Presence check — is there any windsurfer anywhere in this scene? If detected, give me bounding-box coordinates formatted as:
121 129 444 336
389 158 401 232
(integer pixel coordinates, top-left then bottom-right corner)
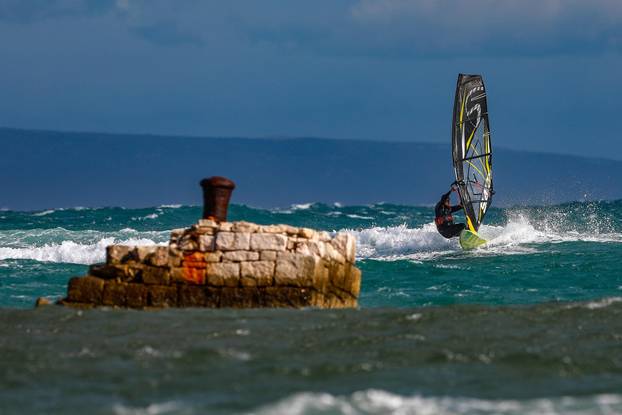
434 183 465 238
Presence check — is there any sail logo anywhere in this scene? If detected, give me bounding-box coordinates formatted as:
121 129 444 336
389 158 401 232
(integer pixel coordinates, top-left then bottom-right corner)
466 86 484 125
461 85 485 155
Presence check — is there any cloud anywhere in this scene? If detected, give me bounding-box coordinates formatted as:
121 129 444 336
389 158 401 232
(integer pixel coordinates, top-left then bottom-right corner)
129 20 203 47
218 0 622 58
0 0 114 23
1 0 620 56
346 0 622 56
112 0 216 47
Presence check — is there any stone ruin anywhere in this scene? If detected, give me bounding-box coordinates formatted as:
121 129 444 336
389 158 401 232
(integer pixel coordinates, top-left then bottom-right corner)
60 219 361 309
56 175 362 310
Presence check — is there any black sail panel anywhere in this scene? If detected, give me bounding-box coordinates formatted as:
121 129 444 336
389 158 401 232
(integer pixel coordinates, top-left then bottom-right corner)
452 74 493 232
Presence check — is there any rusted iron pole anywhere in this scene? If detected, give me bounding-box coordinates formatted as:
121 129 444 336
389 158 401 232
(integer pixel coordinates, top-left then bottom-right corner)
200 176 236 222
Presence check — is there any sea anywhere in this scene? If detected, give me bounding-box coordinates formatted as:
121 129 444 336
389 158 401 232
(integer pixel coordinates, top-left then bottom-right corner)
1 201 622 415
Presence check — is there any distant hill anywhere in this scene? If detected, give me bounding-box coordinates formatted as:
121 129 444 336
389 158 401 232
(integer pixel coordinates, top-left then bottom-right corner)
1 128 620 210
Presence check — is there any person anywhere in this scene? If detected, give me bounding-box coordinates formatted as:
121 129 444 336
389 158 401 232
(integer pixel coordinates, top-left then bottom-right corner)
434 183 465 238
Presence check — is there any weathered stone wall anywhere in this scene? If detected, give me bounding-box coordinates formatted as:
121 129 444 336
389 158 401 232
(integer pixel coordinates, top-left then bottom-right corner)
60 219 361 309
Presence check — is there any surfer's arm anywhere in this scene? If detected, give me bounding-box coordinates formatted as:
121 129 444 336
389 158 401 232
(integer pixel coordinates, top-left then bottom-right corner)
450 204 463 213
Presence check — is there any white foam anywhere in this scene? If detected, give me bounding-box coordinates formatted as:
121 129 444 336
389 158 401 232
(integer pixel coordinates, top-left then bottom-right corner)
348 223 458 261
347 214 374 220
158 204 182 209
0 237 162 265
565 297 622 310
250 389 622 415
133 213 159 221
33 209 56 216
271 202 315 214
291 203 313 210
112 401 185 415
347 212 622 262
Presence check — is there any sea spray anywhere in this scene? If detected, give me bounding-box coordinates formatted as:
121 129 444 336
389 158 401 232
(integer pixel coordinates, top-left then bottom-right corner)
1 201 622 308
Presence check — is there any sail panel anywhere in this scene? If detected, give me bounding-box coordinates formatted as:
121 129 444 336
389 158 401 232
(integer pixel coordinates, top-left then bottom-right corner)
452 74 493 232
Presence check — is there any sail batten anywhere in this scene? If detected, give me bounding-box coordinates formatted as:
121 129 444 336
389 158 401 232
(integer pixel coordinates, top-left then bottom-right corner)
451 74 494 233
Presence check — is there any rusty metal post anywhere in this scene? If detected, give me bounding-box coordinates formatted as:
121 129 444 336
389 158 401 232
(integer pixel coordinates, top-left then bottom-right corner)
200 176 236 222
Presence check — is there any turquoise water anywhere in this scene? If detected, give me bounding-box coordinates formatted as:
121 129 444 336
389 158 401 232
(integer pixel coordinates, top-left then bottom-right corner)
1 201 622 414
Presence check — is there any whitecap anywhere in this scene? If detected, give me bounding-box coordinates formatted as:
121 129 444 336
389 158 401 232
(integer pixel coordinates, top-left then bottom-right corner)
250 389 622 415
347 223 457 261
345 209 622 262
326 211 343 217
0 237 163 265
291 203 313 210
565 297 622 310
346 214 374 220
132 213 159 221
32 209 55 216
112 401 186 415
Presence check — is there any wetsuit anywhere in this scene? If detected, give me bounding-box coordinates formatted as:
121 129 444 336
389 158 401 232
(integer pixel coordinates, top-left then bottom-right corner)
434 190 465 239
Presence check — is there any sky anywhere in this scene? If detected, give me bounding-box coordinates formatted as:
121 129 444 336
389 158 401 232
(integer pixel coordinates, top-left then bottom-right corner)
0 0 621 159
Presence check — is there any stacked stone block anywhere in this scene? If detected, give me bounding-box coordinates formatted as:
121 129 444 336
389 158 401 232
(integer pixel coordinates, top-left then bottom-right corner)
61 219 361 309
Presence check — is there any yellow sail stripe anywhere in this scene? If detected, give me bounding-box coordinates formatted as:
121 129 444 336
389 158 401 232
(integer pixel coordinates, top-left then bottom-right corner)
459 93 465 126
466 215 476 232
484 132 491 174
465 128 476 152
466 160 484 178
470 138 488 174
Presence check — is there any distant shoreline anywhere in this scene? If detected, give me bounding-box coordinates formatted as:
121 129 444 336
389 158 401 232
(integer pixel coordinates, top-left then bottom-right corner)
2 127 622 210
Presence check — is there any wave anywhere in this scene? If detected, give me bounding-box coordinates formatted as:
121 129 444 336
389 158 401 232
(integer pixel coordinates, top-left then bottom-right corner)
2 200 621 264
271 202 316 214
32 209 56 216
0 237 163 265
251 389 622 415
0 227 170 264
112 401 185 415
346 214 374 220
564 297 622 310
132 213 159 221
350 211 622 261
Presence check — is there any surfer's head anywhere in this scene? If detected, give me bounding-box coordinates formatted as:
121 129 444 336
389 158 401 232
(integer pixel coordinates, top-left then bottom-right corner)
442 194 451 206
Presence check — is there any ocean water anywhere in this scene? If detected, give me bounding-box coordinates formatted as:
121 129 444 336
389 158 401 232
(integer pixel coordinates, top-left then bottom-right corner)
1 201 622 414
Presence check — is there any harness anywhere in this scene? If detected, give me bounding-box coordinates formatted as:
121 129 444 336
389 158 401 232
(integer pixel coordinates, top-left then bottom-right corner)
435 214 453 226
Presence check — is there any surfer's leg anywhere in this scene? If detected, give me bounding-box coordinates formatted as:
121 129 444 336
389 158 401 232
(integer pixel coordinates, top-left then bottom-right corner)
438 224 464 239
447 223 465 238
437 226 452 239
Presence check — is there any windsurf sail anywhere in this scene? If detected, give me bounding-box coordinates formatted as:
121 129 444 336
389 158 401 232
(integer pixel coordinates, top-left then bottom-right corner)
452 74 493 232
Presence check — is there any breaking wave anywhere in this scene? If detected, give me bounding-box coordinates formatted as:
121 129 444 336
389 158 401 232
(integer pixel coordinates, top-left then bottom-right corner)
0 227 169 264
350 208 622 261
251 389 622 415
1 200 621 265
0 238 161 265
